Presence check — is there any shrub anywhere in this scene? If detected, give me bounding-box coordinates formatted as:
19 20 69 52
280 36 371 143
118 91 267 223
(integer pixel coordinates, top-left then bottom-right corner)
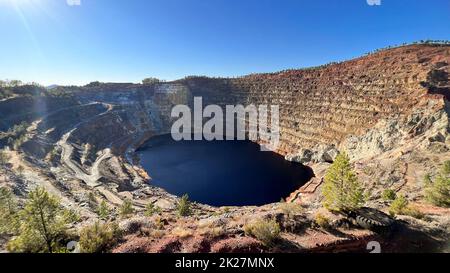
425 174 450 208
389 195 409 216
425 161 450 208
79 222 121 253
97 201 111 220
177 194 192 217
279 202 302 218
443 161 450 176
88 192 97 208
314 213 331 229
322 153 365 211
244 219 280 247
423 173 433 186
144 203 161 217
382 189 397 201
389 195 424 219
119 199 135 219
171 227 193 239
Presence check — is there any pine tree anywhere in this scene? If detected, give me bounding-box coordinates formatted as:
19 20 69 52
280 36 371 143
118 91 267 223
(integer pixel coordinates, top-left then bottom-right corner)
177 194 192 217
97 200 110 220
322 153 365 211
7 187 76 253
425 162 450 208
119 199 135 219
0 187 19 235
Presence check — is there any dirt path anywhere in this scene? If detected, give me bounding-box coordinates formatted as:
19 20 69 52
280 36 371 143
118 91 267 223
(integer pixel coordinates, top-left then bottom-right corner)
58 130 112 187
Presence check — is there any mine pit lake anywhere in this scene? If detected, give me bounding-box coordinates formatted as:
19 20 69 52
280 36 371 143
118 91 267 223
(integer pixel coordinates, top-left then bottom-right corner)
137 135 313 206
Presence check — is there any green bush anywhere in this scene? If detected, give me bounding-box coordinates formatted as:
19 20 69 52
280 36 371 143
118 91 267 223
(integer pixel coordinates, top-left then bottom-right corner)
425 175 450 208
0 187 19 235
322 153 365 211
425 161 450 208
314 213 331 229
177 194 192 217
389 195 424 219
389 195 409 216
244 219 281 247
119 199 135 219
97 201 111 220
144 203 161 217
443 161 450 176
79 222 121 253
382 189 397 201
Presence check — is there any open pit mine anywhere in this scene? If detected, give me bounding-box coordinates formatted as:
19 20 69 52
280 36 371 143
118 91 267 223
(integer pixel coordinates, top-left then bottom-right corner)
0 44 449 253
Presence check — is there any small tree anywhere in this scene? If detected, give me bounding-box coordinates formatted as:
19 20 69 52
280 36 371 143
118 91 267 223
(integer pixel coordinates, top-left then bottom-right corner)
144 203 161 217
0 187 19 235
322 153 365 212
425 162 450 208
119 199 135 219
97 201 110 220
7 187 76 253
177 194 192 217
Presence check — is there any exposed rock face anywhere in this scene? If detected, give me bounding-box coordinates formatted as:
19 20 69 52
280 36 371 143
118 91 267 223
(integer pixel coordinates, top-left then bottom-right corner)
0 44 447 193
0 44 449 253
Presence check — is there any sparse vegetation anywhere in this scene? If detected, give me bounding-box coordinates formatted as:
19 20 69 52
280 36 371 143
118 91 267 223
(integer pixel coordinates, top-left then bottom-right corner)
0 187 19 235
389 195 424 219
7 187 78 253
244 219 280 247
79 222 121 253
279 202 302 218
314 213 331 229
382 189 397 202
171 227 193 239
322 153 365 212
389 195 409 216
144 203 161 217
142 77 161 85
177 194 192 217
97 201 111 220
119 199 135 219
425 162 450 208
0 121 30 150
443 161 450 176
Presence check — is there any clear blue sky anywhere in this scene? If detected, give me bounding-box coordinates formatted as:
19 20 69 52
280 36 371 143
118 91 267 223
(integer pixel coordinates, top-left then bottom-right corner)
0 0 449 86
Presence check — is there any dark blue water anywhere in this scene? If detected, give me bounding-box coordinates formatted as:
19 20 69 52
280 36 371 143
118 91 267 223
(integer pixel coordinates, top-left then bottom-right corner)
137 135 313 206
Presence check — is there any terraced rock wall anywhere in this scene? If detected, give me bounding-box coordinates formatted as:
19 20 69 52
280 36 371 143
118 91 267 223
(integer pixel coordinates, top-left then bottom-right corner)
180 45 449 155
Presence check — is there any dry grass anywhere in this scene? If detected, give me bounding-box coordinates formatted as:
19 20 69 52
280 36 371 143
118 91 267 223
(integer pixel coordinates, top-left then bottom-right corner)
278 202 303 218
171 227 193 239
